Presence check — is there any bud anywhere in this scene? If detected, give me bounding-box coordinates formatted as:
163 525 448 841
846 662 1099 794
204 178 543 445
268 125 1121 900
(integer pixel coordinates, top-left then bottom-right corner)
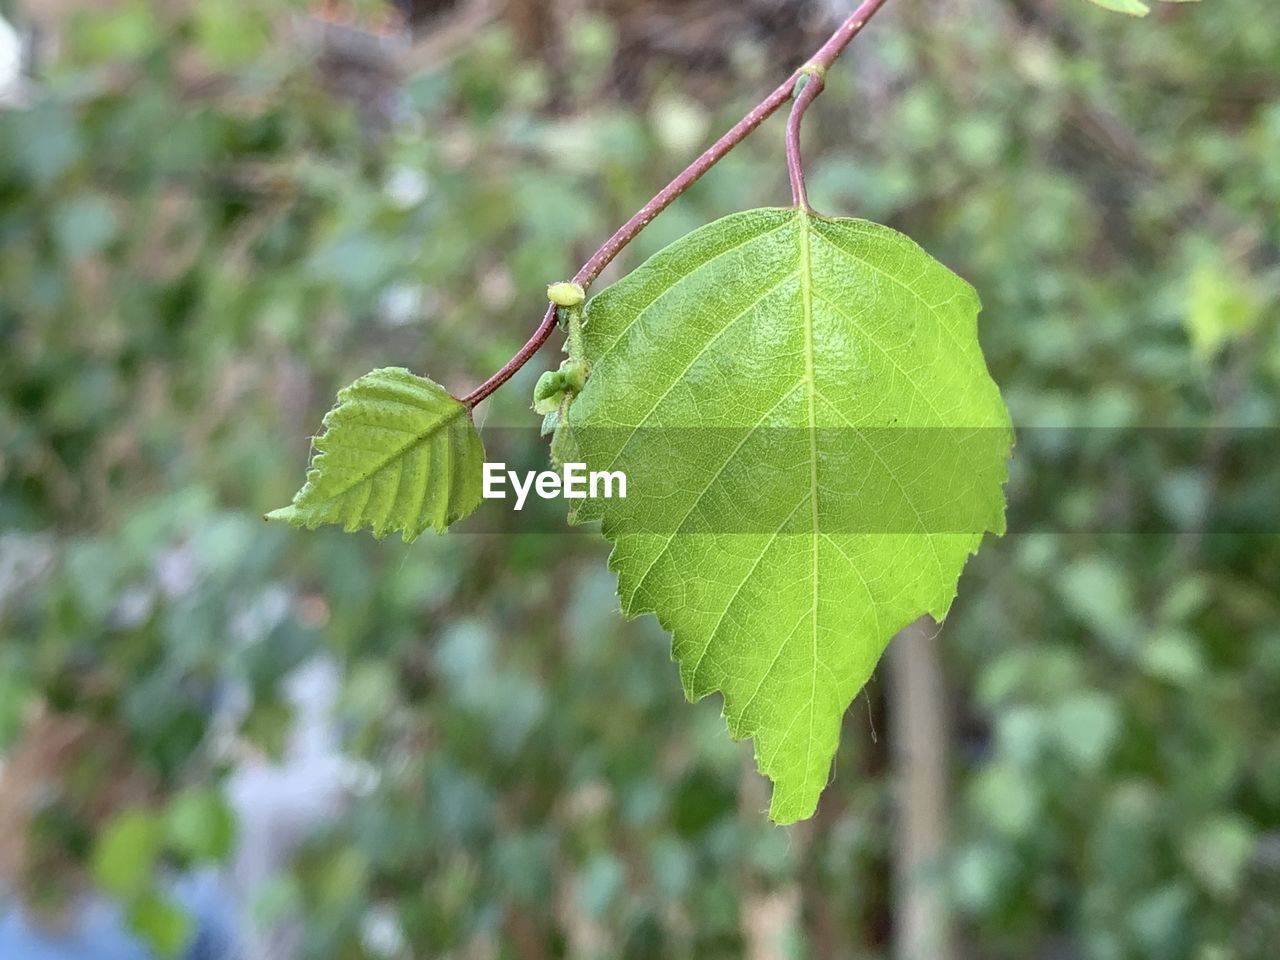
547 281 586 308
560 358 587 393
533 369 569 414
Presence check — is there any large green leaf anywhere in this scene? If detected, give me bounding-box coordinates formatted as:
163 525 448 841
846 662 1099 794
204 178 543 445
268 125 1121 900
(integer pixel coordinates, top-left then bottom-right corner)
268 367 484 541
566 208 1012 822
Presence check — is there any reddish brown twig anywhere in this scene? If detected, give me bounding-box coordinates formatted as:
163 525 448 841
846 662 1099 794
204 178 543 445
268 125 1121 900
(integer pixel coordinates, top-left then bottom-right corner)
462 0 892 408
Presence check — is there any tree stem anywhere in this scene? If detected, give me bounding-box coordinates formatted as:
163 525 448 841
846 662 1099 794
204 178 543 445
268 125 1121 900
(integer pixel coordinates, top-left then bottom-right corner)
462 0 892 409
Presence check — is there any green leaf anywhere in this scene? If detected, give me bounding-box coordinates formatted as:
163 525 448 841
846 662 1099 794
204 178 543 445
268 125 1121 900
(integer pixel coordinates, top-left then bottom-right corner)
267 367 485 542
92 809 163 900
127 891 195 959
165 787 238 863
1084 0 1151 15
566 208 1011 822
1181 815 1255 898
1184 253 1263 360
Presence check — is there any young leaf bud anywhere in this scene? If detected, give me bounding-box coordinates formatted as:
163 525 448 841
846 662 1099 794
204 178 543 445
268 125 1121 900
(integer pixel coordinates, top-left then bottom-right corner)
547 281 586 308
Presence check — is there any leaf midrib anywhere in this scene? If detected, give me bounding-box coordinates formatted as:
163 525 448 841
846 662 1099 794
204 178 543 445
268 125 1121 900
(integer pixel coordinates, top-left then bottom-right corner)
311 400 469 506
798 208 821 805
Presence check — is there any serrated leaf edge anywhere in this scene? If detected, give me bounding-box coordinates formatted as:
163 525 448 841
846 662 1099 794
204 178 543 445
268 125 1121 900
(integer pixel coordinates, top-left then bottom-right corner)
266 367 482 542
564 209 1013 822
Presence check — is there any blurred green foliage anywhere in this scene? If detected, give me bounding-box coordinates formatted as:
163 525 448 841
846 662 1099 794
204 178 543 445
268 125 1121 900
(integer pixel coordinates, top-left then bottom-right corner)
1 0 1278 958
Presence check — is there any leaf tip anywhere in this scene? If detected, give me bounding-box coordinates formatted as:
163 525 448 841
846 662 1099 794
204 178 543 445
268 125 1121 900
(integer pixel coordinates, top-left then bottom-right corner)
766 789 817 826
264 506 297 524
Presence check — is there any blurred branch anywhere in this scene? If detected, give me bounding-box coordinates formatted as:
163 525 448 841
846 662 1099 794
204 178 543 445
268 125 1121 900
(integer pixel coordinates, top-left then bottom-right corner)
398 0 501 74
889 617 953 960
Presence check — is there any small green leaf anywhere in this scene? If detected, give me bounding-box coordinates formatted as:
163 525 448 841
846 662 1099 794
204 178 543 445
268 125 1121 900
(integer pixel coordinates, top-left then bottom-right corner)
128 891 195 959
165 788 238 863
566 208 1011 822
1181 815 1255 898
1184 253 1263 360
268 367 485 541
1084 0 1151 15
92 809 163 900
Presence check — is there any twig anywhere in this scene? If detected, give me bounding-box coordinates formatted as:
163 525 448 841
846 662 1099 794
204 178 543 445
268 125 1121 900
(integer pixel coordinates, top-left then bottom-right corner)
461 0 892 409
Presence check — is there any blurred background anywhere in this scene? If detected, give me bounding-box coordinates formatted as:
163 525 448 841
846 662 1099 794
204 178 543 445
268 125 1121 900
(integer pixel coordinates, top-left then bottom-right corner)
1 0 1278 958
